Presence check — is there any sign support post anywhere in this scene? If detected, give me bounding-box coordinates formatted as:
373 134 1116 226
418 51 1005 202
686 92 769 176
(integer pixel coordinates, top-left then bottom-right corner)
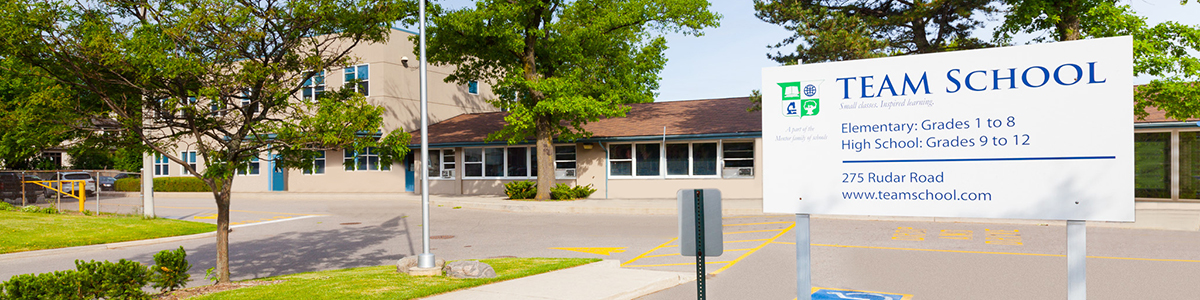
796 214 811 300
694 189 706 300
1067 220 1086 300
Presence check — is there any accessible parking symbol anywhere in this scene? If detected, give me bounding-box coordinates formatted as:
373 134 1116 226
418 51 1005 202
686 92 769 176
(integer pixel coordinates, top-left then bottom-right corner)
811 288 911 300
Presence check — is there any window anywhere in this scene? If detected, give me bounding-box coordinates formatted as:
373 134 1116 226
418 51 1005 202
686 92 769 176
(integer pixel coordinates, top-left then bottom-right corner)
180 151 197 175
1183 132 1199 200
461 146 542 178
344 65 369 96
636 144 660 176
663 142 718 176
302 71 326 102
239 90 259 115
555 145 577 178
1134 132 1170 198
468 80 479 94
237 156 260 175
154 153 169 176
609 144 632 176
722 142 755 178
344 147 388 171
427 149 456 178
692 143 718 175
303 151 326 175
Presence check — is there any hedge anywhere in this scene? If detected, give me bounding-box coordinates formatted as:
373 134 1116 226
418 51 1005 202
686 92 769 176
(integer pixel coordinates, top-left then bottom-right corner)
114 177 217 192
1 247 191 299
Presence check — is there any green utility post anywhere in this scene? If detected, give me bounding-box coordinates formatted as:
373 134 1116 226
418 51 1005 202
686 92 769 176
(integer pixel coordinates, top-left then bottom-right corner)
694 189 705 300
679 188 721 300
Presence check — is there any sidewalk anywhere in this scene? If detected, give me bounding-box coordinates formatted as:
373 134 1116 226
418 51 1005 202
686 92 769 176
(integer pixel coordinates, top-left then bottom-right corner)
421 260 693 300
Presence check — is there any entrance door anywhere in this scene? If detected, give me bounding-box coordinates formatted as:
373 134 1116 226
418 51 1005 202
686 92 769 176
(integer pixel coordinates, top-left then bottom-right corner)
404 154 415 192
270 155 286 191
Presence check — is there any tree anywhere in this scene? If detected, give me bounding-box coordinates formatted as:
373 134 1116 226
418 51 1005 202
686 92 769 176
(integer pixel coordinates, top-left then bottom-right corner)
0 0 416 283
754 0 1000 65
424 0 719 199
995 0 1200 120
0 57 95 169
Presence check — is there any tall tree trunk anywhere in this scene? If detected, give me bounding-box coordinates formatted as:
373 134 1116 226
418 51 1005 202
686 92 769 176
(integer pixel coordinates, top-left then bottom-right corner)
535 116 554 200
213 178 232 284
1056 0 1082 41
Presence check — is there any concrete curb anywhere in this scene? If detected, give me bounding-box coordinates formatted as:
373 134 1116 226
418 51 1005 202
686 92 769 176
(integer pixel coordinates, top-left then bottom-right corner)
420 259 692 300
0 231 215 262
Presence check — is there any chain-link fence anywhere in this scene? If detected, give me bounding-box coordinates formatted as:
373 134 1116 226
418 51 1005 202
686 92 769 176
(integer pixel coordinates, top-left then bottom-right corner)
0 170 145 215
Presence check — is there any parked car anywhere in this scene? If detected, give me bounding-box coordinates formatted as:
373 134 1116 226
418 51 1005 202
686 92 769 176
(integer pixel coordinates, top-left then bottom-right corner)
113 172 140 180
56 172 98 196
0 172 48 204
98 176 116 191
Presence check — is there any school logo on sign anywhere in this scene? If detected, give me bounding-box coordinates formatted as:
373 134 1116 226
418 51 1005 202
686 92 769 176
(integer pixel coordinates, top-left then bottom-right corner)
779 81 822 118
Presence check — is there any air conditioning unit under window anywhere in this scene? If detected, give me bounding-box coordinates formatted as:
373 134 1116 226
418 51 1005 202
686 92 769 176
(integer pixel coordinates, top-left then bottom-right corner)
555 168 576 179
440 169 454 178
722 167 753 178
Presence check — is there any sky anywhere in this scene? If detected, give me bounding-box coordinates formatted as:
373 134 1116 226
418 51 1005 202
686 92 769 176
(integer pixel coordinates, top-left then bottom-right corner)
407 0 1200 102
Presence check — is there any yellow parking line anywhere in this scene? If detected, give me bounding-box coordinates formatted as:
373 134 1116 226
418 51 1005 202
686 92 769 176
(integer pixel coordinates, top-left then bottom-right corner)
621 237 678 267
771 242 1200 263
724 221 794 227
623 261 732 268
710 222 796 275
725 229 786 235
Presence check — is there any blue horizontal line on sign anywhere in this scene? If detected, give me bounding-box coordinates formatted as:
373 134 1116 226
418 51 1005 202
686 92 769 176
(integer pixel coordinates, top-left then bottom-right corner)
843 156 1116 164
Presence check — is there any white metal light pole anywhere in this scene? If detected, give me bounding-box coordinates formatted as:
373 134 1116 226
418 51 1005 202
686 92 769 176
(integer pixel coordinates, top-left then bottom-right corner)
416 0 435 270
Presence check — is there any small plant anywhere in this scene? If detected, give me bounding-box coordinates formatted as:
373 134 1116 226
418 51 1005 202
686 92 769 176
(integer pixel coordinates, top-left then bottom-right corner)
0 202 15 211
504 181 537 199
150 246 191 292
82 210 94 216
550 183 596 200
204 267 219 284
40 207 58 214
19 206 41 213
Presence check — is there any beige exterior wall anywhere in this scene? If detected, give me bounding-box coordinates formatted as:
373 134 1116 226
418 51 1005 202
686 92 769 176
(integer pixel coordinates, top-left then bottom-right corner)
286 149 407 193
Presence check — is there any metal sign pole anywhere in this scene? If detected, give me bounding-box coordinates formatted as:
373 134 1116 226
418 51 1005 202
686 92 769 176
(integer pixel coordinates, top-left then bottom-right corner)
1067 220 1086 300
416 0 436 270
796 213 811 300
694 189 706 300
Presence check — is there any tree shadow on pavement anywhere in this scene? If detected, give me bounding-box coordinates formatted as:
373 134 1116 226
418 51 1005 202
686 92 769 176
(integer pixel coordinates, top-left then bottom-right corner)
133 215 415 283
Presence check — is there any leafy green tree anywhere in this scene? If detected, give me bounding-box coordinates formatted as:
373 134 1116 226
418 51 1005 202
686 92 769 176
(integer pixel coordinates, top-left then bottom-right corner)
995 0 1200 120
0 0 416 283
425 0 719 199
0 57 92 169
754 0 1000 65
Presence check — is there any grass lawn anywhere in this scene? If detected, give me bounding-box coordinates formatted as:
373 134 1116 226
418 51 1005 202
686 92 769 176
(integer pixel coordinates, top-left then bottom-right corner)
187 257 601 300
0 211 215 254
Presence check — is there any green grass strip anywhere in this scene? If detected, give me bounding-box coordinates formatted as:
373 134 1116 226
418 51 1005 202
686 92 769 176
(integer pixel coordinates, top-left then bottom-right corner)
0 211 215 254
191 257 601 300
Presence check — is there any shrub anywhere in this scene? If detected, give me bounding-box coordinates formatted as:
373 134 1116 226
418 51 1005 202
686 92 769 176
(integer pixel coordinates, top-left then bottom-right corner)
150 246 191 292
504 181 537 200
0 248 185 299
18 206 40 213
114 178 140 192
40 207 58 214
550 183 597 200
0 202 14 211
113 177 214 192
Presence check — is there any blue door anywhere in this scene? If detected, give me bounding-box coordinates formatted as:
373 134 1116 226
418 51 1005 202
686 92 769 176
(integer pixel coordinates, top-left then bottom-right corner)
404 154 415 192
270 155 286 191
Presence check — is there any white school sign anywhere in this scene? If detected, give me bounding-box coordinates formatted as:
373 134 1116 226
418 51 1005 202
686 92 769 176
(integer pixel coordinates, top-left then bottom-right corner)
762 36 1134 222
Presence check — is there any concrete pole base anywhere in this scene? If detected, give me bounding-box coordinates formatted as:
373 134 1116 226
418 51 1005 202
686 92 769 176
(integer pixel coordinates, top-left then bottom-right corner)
407 267 442 277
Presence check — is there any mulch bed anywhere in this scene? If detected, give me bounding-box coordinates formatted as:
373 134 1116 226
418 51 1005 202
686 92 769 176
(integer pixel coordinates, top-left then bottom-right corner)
154 280 285 300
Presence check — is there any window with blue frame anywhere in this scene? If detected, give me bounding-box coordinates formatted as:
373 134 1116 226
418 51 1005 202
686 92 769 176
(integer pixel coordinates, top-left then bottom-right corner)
344 147 388 171
302 71 325 102
237 156 260 175
344 65 369 96
303 151 326 175
180 151 197 175
154 153 170 176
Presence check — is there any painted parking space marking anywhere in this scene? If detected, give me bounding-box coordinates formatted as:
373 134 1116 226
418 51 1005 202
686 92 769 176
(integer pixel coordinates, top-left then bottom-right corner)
804 287 914 300
230 215 322 228
621 219 795 275
549 247 627 256
771 242 1200 263
891 227 1022 245
193 213 216 220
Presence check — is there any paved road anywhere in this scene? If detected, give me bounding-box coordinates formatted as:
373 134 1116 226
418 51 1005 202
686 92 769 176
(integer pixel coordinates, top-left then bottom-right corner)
5 196 1200 300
